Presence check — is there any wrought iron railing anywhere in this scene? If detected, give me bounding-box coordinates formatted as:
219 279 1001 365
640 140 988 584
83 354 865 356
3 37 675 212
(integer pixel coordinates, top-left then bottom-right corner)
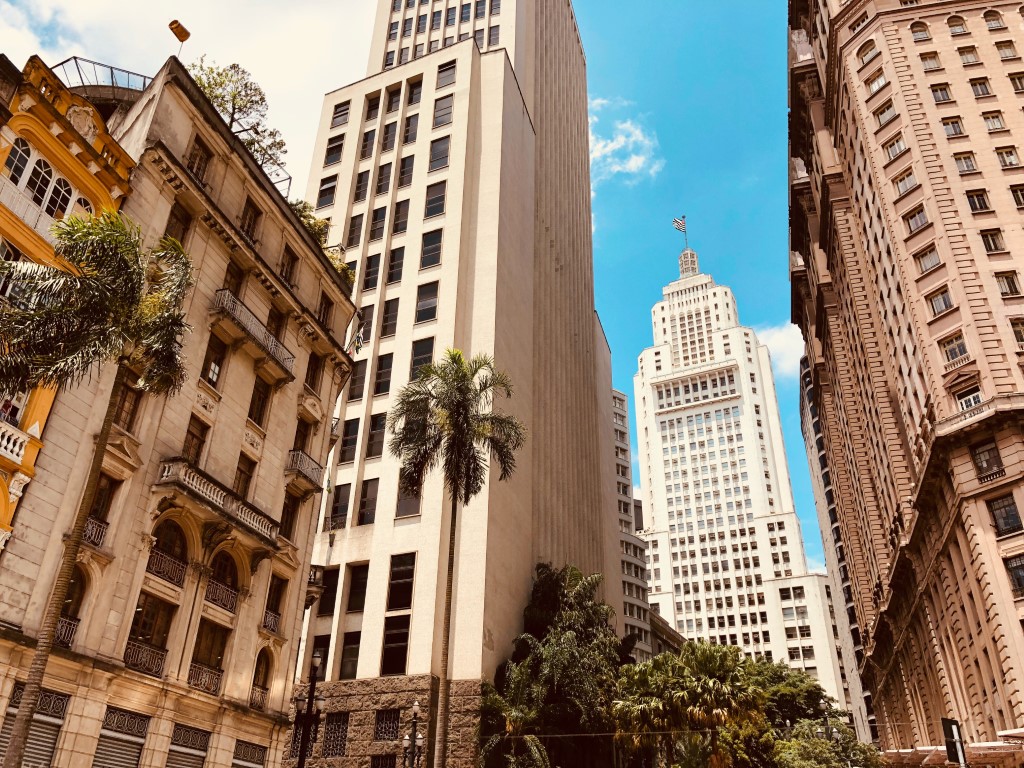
0 411 31 463
205 579 239 613
1013 585 1024 600
0 173 56 244
978 466 1007 484
52 57 152 91
124 639 167 677
212 289 295 373
249 684 269 711
262 609 281 634
55 616 79 648
286 449 324 487
83 516 109 548
146 548 188 586
187 661 223 695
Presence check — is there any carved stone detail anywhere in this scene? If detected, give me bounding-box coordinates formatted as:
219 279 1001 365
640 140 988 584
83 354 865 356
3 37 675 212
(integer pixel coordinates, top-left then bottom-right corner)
243 426 264 455
196 390 217 417
8 472 30 503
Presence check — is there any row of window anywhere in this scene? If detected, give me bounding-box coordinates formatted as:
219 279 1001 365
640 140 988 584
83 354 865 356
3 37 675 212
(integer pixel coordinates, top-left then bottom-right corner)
908 10 1021 43
391 0 500 18
385 26 499 67
3 138 93 219
345 182 448 247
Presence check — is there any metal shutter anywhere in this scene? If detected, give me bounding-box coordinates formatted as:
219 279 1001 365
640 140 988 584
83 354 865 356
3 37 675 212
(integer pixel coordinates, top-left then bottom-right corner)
165 748 206 768
92 733 144 768
0 712 62 768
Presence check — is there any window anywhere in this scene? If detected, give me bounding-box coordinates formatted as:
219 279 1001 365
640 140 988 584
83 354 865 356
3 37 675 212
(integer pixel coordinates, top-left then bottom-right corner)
429 136 451 171
367 414 387 458
989 494 1022 535
319 568 339 615
1012 185 1024 208
388 20 399 40
280 248 299 285
202 335 228 387
364 253 382 289
370 208 387 241
367 95 381 120
346 214 363 247
398 156 415 187
986 10 1006 30
348 564 369 611
355 170 370 202
461 3 471 21
393 200 410 234
1011 72 1024 93
474 29 484 47
323 712 350 757
89 473 120 521
957 386 983 411
948 16 967 35
387 554 416 610
960 47 980 65
876 101 896 127
360 303 374 344
240 199 262 242
376 163 392 196
998 41 1018 59
489 25 500 46
113 384 142 432
384 51 395 68
306 353 325 391
915 246 941 273
317 175 338 208
931 83 952 102
432 9 443 29
182 416 209 465
374 353 393 395
382 299 400 336
425 181 446 217
397 484 421 518
360 129 376 159
382 122 398 153
233 454 257 499
1013 317 1024 344
403 113 419 144
972 439 1002 475
904 205 928 233
985 112 1006 131
433 95 454 128
415 282 438 322
911 22 931 42
894 169 917 195
967 189 991 211
422 229 443 267
954 152 977 173
868 71 888 94
943 117 965 137
998 272 1021 297
998 147 1020 168
186 138 212 182
491 0 501 13
331 101 351 128
248 377 272 426
437 60 457 88
410 338 434 379
971 78 991 97
928 287 953 315
941 333 968 362
2 138 29 183
446 6 456 25
983 229 1006 253
402 18 413 36
358 479 378 525
387 247 405 284
339 419 359 464
885 135 907 159
340 632 360 679
381 616 411 675
386 88 401 114
475 0 486 18
921 52 941 71
349 360 367 400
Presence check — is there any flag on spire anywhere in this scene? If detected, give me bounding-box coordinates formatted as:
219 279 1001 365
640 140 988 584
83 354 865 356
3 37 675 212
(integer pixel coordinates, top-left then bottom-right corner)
673 216 686 233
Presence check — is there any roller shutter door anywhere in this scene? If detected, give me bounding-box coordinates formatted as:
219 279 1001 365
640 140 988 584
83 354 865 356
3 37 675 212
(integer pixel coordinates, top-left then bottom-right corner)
91 732 144 768
164 747 206 768
0 714 62 767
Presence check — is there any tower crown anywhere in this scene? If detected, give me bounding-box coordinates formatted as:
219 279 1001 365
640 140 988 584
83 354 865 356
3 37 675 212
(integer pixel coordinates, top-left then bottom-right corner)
679 248 699 278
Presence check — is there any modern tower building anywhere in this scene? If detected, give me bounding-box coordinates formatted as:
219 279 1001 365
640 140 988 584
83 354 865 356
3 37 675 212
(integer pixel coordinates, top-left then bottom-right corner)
790 1 1024 761
634 248 846 706
300 1 618 765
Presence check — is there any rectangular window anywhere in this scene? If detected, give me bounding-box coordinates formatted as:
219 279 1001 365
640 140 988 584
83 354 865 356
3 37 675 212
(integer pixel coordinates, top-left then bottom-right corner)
164 202 193 244
1012 185 1024 208
491 0 501 12
382 299 400 337
868 72 888 94
183 416 209 465
364 253 382 289
393 200 410 234
318 567 339 616
429 136 450 171
348 360 367 401
416 15 427 34
894 169 917 196
388 21 399 40
186 137 212 182
280 247 299 286
985 112 1006 131
410 337 434 378
381 122 398 153
332 102 351 128
437 60 457 88
931 83 951 103
998 271 1021 297
387 554 416 610
317 175 338 208
875 101 896 127
408 81 422 105
916 246 941 273
998 41 1018 59
376 163 392 196
358 479 379 525
403 114 419 145
425 181 446 217
432 10 442 29
475 0 486 17
989 494 1022 535
359 303 373 346
329 483 350 529
346 214 363 247
89 473 120 521
360 129 376 159
446 7 456 25
1005 555 1024 598
904 205 928 233
885 135 907 160
374 353 393 395
941 333 968 362
348 564 369 611
461 2 471 21
340 419 359 463
998 146 1020 167
355 170 370 202
384 51 395 69
387 247 405 284
322 711 350 757
233 454 257 499
399 48 410 65
1011 73 1024 92
201 335 228 388
943 117 965 137
433 96 454 130
489 25 500 46
381 615 411 675
967 189 991 212
972 439 1002 474
248 377 271 426
240 199 262 242
415 282 438 322
960 47 980 65
928 287 953 315
958 386 983 411
1013 318 1024 344
920 53 941 71
367 95 380 121
375 710 401 742
398 156 415 187
475 29 484 47
340 632 360 679
367 413 387 458
954 152 977 173
422 229 443 267
982 229 1006 253
369 208 386 241
386 89 401 113
396 483 421 518
971 78 991 97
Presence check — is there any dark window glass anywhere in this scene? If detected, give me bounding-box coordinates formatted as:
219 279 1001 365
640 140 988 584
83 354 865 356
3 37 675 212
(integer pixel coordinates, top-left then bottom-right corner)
240 199 262 241
293 419 312 452
408 81 422 105
433 95 454 128
267 575 287 613
329 483 351 529
387 247 405 284
340 632 361 679
370 207 387 241
360 303 374 344
348 564 369 611
165 202 193 244
223 261 244 295
355 170 370 202
972 439 1003 475
346 214 364 247
446 7 456 25
415 282 438 322
317 175 338 208
432 10 442 29
113 385 142 432
331 101 350 128
367 413 387 458
324 134 344 165
421 229 443 267
381 615 411 675
396 484 421 518
360 129 376 160
280 493 300 540
386 89 401 113
403 114 419 144
429 137 450 171
280 247 299 284
989 494 1023 536
267 306 286 340
248 377 272 426
360 255 380 293
461 3 471 21
233 454 257 499
387 554 416 610
129 592 175 648
305 353 324 390
393 200 410 234
382 122 398 152
89 473 120 521
311 635 330 680
474 29 484 47
319 567 340 616
382 299 400 337
410 337 434 379
376 163 392 196
349 360 367 400
398 156 415 187
182 416 209 465
317 295 335 327
438 61 457 88
186 138 212 182
366 95 381 120
489 25 500 46
358 479 379 525
374 354 393 396
476 0 486 17
201 335 228 387
425 181 446 217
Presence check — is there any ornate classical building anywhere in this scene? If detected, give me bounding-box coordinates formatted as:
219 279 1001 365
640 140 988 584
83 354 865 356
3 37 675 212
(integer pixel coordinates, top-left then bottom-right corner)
790 0 1024 761
0 55 356 767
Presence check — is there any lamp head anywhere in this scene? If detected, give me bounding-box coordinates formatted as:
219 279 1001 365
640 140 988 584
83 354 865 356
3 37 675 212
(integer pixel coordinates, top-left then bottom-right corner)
295 692 308 710
314 693 326 712
412 700 420 716
404 734 411 748
311 647 323 671
816 727 825 739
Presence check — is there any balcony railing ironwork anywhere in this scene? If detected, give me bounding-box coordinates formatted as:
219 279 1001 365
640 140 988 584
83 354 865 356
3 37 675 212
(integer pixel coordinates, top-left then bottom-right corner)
286 449 324 487
261 609 280 634
124 639 167 677
157 458 279 541
978 466 1007 484
55 616 79 648
83 516 109 548
146 549 187 586
212 289 295 374
187 661 223 695
0 173 56 243
249 684 268 711
205 579 239 613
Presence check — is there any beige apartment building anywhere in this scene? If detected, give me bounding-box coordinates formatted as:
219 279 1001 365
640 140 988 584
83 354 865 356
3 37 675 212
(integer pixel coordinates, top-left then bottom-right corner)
0 55 356 767
790 0 1024 761
295 0 618 765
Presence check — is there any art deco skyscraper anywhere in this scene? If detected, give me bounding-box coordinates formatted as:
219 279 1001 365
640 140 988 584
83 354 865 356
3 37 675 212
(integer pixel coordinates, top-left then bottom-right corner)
790 1 1024 761
634 248 848 710
300 1 618 764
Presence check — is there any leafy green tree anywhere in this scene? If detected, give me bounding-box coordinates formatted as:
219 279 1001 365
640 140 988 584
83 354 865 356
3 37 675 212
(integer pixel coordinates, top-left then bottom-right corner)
743 660 835 731
614 653 689 767
288 199 329 245
774 720 884 768
388 349 525 768
188 55 287 170
0 212 192 768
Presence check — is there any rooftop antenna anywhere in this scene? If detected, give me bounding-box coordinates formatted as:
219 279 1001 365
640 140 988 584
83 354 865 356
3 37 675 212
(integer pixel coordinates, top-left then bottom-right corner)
169 20 191 58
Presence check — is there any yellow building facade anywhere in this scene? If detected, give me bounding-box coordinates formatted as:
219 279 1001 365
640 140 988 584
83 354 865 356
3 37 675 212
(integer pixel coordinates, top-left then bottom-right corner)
0 55 132 551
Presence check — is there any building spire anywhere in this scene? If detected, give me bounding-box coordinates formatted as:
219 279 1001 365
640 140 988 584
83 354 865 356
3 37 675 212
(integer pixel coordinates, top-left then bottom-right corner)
673 215 698 276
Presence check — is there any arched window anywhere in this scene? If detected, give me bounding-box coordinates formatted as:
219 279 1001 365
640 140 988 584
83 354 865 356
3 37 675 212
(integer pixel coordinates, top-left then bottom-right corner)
250 649 271 709
153 520 188 561
948 15 968 35
985 10 1006 29
211 552 238 589
911 22 931 42
3 138 31 185
25 159 53 206
46 178 73 218
858 41 879 66
72 197 93 217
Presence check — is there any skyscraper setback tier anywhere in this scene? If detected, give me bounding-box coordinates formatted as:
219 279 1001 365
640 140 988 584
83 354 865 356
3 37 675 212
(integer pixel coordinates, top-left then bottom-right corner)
790 1 1024 761
633 248 849 711
299 1 620 765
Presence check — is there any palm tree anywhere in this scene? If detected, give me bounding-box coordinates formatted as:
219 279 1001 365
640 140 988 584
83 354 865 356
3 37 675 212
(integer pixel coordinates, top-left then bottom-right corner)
0 211 192 768
614 653 688 767
388 349 526 768
480 662 551 768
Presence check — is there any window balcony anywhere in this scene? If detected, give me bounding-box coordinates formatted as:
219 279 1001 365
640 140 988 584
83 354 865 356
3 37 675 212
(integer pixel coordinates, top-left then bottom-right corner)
210 289 295 383
146 548 187 587
0 173 56 244
0 418 30 465
978 466 1007 484
205 579 238 613
55 616 79 648
124 639 167 678
285 449 324 493
157 458 279 543
261 609 281 634
249 684 268 711
187 661 224 695
83 516 109 548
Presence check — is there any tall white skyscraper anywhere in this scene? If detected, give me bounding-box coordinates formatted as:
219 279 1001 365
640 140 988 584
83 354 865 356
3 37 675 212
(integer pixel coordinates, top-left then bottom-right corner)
634 248 848 704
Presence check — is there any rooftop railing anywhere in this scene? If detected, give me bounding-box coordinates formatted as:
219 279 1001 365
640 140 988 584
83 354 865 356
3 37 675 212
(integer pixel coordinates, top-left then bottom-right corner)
52 57 152 92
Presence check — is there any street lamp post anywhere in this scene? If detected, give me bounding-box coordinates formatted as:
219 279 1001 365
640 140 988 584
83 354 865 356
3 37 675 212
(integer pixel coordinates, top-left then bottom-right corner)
294 647 326 768
402 700 425 768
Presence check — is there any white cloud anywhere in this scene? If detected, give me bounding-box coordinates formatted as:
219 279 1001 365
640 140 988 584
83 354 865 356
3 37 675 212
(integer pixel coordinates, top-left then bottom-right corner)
0 0 375 197
756 323 805 382
589 107 664 189
806 555 827 574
